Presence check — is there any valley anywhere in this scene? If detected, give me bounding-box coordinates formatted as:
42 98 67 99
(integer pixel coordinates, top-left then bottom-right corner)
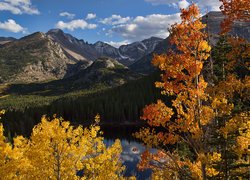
0 11 249 136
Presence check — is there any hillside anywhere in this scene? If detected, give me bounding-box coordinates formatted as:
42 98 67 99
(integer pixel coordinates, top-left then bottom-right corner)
0 71 162 136
5 57 141 96
0 32 77 83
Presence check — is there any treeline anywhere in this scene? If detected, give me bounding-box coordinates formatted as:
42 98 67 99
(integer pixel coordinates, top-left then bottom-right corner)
2 71 167 137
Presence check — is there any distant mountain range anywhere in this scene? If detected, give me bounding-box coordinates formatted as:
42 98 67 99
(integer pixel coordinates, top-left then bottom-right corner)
0 11 249 84
0 28 162 83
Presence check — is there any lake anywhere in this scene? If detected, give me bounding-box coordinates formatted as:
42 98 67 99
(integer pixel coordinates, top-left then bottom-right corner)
102 126 156 179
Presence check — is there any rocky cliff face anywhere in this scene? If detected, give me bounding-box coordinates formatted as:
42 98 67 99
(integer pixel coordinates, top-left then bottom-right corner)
202 11 250 44
93 41 120 59
47 29 98 62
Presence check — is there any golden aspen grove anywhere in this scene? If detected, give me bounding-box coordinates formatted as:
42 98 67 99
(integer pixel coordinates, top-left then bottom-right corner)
0 0 249 180
0 112 125 179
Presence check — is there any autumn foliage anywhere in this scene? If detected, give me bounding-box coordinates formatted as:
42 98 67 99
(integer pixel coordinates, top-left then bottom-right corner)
0 113 125 179
136 3 249 180
220 0 250 33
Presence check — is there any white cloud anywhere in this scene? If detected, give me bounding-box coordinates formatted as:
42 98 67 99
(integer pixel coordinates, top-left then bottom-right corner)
197 0 221 11
145 0 176 5
145 0 221 11
178 0 190 9
109 13 181 41
0 0 39 15
55 19 97 31
100 15 130 25
0 2 21 14
106 40 130 48
59 12 75 19
0 19 25 33
86 13 96 20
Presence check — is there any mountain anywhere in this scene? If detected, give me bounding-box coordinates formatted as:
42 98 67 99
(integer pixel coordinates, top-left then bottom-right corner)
202 11 250 44
0 28 162 84
47 29 98 62
0 37 16 45
118 37 163 65
92 41 120 60
1 11 249 84
7 57 141 95
48 29 163 66
93 37 163 66
0 32 79 83
130 37 171 74
130 11 250 74
68 57 140 88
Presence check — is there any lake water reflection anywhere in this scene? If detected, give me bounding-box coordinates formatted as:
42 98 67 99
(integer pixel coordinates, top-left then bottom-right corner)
105 139 156 179
102 125 156 179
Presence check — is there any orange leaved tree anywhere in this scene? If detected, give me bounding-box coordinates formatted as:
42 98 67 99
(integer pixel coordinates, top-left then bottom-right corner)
136 3 249 180
220 0 250 33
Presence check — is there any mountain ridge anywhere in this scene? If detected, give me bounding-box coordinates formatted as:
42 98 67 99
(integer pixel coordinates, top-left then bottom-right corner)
1 11 249 83
0 29 162 83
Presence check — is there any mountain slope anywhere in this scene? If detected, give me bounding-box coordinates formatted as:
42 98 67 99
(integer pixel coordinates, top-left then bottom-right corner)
202 11 250 44
119 37 162 63
47 29 98 62
0 37 16 45
93 37 163 66
0 32 78 83
6 57 141 95
93 41 120 59
129 37 170 74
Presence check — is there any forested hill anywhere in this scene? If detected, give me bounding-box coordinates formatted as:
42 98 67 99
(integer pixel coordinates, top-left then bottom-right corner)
1 71 167 137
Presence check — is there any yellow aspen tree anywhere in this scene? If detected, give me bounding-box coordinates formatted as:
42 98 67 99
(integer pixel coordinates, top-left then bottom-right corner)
0 110 26 179
17 115 124 179
0 113 125 179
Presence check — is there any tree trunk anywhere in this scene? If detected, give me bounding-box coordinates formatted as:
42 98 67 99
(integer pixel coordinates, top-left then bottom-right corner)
202 163 207 180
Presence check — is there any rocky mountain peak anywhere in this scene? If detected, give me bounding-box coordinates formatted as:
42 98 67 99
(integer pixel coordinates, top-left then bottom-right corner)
46 28 98 61
21 32 46 41
91 57 126 69
94 41 105 46
47 28 64 35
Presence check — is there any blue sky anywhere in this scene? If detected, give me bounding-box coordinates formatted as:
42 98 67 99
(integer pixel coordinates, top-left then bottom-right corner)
0 0 222 47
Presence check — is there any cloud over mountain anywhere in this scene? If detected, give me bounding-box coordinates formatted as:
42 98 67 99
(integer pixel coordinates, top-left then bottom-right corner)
59 12 75 19
100 15 131 25
108 13 181 41
56 19 97 31
106 40 130 48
